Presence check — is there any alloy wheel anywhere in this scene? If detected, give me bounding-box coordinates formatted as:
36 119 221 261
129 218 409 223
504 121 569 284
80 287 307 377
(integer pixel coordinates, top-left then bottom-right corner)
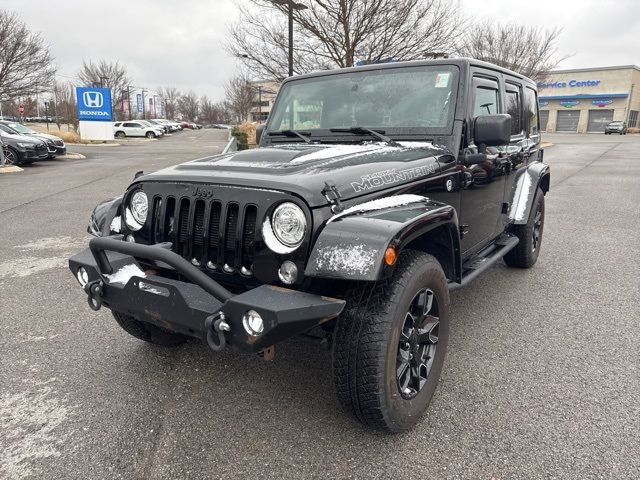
396 288 440 399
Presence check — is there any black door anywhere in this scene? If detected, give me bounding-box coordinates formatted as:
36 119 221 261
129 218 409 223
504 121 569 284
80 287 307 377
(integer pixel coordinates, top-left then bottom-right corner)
458 75 508 254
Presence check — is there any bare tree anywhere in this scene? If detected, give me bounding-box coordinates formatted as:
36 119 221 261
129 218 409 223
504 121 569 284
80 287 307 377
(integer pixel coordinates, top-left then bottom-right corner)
51 81 77 129
158 86 180 119
177 91 199 121
200 96 234 124
227 0 466 80
0 10 56 99
224 73 255 123
456 21 565 80
77 59 130 119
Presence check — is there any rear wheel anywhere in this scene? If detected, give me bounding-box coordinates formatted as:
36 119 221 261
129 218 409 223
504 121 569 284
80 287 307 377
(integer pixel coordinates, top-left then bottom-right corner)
333 250 450 432
504 187 545 268
115 131 126 138
112 311 188 346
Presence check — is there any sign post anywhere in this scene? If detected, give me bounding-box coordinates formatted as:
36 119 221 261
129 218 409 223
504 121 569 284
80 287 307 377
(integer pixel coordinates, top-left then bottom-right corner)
76 86 114 141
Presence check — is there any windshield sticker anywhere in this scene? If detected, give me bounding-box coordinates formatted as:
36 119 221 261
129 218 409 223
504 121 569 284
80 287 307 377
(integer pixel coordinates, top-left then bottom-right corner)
435 73 450 88
351 164 438 193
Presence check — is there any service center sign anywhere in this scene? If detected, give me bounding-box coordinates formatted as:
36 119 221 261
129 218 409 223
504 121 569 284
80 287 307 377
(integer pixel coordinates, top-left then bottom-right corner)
76 87 113 121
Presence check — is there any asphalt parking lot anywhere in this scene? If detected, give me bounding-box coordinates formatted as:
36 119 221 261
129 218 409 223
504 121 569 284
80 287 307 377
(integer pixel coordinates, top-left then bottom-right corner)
1 131 639 479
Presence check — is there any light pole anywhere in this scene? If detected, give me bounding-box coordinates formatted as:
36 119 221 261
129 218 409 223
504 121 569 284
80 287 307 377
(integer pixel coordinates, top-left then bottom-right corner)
272 0 307 77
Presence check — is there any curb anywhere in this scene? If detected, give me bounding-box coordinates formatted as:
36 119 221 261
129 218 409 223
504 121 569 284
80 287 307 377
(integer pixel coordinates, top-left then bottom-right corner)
0 165 23 174
56 153 86 160
540 142 554 149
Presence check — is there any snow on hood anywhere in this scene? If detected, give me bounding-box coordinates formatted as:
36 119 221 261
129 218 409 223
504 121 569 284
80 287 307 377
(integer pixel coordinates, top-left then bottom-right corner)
327 194 429 223
105 264 146 285
0 132 44 144
288 141 441 165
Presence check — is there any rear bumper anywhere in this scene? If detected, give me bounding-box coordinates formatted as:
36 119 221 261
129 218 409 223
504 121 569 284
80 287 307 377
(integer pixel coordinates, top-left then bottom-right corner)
69 235 345 352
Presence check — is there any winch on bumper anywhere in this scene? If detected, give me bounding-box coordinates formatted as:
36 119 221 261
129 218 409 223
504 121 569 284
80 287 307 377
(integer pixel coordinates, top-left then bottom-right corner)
69 235 345 353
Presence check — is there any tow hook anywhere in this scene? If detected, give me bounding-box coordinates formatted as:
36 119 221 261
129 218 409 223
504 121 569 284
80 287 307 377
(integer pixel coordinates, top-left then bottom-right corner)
84 280 104 311
205 312 230 352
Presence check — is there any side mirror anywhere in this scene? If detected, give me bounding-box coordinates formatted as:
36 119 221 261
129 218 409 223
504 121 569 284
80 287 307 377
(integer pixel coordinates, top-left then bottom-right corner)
255 124 264 145
474 114 511 150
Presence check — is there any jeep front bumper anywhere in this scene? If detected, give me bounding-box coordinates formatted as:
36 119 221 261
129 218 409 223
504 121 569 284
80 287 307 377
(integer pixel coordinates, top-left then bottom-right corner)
69 235 345 353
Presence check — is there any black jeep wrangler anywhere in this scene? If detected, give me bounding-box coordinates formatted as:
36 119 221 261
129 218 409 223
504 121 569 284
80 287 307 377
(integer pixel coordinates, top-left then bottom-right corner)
69 58 549 432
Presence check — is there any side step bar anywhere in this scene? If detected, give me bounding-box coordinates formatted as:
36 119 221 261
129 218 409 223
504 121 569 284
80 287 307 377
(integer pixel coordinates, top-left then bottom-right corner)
448 234 519 291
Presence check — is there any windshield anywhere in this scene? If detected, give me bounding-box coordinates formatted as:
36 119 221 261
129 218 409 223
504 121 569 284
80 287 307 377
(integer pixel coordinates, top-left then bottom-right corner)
267 65 459 136
5 123 35 134
0 124 19 134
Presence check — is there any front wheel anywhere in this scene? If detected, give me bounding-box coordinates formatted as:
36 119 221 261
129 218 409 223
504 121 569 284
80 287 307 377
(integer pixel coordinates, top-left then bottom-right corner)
146 131 156 139
333 250 450 432
3 148 18 165
112 311 188 346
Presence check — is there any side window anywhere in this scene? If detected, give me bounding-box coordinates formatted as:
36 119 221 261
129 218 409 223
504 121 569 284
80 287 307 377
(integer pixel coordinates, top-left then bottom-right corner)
505 85 523 136
524 87 539 136
473 79 499 117
123 122 134 128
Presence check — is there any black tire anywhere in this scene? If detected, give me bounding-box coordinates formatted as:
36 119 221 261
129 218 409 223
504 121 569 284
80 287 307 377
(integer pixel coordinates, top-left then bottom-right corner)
112 311 188 346
115 131 126 138
333 250 450 432
145 131 155 139
3 147 19 165
504 187 545 268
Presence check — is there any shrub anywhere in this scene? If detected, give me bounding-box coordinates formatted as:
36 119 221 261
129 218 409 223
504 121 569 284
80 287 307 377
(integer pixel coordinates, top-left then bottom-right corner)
231 128 249 150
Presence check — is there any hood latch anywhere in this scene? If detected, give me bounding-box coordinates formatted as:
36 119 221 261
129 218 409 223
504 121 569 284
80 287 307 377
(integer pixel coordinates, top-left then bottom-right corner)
321 181 344 214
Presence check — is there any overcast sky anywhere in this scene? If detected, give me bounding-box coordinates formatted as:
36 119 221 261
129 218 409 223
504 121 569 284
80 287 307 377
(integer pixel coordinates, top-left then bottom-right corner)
5 0 639 100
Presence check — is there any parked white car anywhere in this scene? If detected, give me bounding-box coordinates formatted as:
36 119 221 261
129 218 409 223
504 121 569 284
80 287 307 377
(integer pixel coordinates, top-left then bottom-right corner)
151 119 182 132
113 121 164 139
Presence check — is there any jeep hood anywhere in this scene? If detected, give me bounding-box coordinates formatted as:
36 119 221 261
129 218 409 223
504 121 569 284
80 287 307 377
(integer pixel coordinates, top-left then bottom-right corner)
139 142 453 207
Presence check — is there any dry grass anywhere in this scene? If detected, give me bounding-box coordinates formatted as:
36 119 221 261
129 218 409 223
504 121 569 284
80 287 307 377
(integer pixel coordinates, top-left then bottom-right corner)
54 131 81 143
627 127 640 134
236 122 257 147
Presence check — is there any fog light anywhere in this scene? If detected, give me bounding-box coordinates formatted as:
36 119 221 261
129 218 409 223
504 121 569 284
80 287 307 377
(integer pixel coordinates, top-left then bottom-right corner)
126 234 135 243
278 261 298 285
76 267 89 287
242 310 264 336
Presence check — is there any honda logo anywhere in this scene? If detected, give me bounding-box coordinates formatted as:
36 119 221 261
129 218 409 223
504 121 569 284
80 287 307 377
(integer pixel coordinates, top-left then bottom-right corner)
83 91 104 108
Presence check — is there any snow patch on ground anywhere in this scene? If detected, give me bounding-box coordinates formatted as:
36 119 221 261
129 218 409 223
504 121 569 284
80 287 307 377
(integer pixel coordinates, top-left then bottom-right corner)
110 216 122 233
261 217 297 254
328 194 428 223
509 172 532 221
0 384 70 478
105 264 146 285
314 243 377 276
0 256 65 279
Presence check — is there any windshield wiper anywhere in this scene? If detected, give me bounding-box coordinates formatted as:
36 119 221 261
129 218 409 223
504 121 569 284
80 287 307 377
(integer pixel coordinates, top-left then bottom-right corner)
329 127 401 147
267 129 312 143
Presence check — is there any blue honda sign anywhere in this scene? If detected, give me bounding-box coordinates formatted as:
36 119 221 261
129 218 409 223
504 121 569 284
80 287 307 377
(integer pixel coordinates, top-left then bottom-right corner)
76 87 112 121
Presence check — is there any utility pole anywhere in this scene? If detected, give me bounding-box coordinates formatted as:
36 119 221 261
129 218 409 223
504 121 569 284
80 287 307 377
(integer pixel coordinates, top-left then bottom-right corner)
272 0 307 77
44 101 50 132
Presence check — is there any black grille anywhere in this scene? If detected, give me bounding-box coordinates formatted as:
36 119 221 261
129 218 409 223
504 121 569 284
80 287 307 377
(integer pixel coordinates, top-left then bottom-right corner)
150 195 257 274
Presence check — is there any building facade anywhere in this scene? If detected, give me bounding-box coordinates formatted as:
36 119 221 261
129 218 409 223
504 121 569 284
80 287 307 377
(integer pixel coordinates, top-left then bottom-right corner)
248 80 280 123
537 65 639 133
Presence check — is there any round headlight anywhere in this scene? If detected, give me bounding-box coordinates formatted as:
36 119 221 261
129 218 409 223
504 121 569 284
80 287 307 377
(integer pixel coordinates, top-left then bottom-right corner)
272 202 306 247
130 191 148 225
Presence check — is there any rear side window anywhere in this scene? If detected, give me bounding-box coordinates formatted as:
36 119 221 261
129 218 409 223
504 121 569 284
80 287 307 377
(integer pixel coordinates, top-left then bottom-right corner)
524 87 539 136
505 86 523 136
473 85 499 117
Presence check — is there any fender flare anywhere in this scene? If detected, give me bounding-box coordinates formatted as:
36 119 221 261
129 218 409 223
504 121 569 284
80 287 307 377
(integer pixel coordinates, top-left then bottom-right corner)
508 162 550 224
88 196 123 236
305 199 460 282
